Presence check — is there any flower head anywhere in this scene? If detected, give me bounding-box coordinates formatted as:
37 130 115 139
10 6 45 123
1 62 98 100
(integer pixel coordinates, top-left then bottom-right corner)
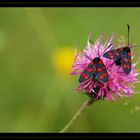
71 33 139 101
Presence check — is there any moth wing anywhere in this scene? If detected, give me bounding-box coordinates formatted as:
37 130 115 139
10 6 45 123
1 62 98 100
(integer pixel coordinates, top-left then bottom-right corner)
79 60 95 83
121 52 131 74
94 59 108 83
103 48 125 59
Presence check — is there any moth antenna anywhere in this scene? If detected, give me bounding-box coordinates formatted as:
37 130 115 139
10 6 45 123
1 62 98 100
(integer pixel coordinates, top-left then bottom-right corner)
127 24 130 46
126 25 138 49
100 43 113 57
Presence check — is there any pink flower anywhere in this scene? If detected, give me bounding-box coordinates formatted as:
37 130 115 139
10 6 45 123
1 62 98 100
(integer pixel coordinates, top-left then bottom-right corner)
71 33 140 101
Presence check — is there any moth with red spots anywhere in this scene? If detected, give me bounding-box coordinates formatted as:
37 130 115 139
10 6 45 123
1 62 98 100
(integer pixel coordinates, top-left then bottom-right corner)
79 57 109 84
79 38 113 84
103 24 131 74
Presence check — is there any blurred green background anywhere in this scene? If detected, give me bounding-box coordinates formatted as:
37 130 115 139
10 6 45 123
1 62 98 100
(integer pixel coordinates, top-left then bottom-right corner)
0 8 140 132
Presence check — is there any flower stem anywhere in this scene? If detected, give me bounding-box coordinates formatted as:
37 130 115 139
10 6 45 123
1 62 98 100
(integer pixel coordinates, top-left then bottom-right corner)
60 99 95 133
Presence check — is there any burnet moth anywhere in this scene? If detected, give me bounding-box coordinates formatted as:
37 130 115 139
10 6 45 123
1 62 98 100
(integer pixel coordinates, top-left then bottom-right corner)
79 43 112 84
103 24 131 74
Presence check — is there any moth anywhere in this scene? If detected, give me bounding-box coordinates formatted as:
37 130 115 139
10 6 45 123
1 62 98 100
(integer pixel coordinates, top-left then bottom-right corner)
103 24 131 74
79 43 112 84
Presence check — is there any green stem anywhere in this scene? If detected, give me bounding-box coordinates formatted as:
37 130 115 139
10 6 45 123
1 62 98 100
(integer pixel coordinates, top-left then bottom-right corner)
60 99 95 133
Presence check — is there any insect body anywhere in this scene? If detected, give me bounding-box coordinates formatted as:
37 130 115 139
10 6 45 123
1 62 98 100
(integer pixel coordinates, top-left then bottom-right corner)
103 46 131 74
79 57 108 84
103 24 131 74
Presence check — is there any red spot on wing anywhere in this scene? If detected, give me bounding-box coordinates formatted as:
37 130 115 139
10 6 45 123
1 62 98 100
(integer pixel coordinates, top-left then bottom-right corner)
120 48 123 51
98 61 103 64
87 68 92 72
99 75 104 80
115 52 119 56
127 52 131 56
82 73 85 77
124 58 129 62
103 73 107 76
84 75 88 80
127 65 130 69
109 55 114 59
98 68 102 72
108 52 112 55
123 64 127 68
94 67 96 72
113 49 119 56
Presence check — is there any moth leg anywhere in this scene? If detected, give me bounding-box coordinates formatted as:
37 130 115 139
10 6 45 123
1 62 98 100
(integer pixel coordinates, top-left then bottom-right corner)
91 89 97 95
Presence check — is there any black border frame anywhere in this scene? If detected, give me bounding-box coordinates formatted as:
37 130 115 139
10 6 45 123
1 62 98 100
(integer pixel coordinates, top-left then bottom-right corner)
0 0 140 139
0 1 140 7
